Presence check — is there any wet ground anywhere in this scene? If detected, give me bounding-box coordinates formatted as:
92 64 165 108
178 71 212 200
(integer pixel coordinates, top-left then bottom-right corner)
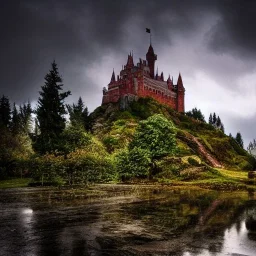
0 184 256 256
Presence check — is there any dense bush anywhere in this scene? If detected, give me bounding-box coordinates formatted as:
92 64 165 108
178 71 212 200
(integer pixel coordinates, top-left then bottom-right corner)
116 147 151 180
115 114 177 180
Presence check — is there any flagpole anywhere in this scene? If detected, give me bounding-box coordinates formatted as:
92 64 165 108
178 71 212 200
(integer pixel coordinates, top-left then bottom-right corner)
146 28 151 45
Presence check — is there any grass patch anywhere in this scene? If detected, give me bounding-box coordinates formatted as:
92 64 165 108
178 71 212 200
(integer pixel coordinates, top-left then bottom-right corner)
0 178 32 189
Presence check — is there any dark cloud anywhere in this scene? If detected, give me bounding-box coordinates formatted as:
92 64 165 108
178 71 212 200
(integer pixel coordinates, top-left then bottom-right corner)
208 0 256 59
0 1 256 147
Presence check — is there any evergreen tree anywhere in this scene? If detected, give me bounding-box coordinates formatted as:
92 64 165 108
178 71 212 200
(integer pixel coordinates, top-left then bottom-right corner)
235 132 244 149
186 107 205 122
209 113 213 125
220 123 225 133
247 139 256 156
212 112 217 125
67 97 89 129
10 103 21 134
0 95 11 128
216 116 221 128
34 61 71 154
19 102 33 134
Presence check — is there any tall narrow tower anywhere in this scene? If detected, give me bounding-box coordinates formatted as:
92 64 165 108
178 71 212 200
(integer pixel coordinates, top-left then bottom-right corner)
146 44 157 78
176 73 185 112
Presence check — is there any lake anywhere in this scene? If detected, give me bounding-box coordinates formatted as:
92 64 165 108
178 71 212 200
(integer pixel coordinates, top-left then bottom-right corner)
0 184 256 256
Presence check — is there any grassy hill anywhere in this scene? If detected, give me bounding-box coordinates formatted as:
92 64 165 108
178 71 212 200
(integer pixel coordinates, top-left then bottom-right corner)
89 97 255 189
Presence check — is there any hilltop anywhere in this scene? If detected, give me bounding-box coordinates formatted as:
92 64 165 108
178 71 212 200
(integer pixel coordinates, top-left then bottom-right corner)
89 97 256 189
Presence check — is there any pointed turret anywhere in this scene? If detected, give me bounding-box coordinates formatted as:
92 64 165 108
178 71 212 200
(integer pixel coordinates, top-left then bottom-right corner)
176 73 185 112
167 74 173 90
160 72 164 81
155 67 159 79
126 53 134 68
110 69 116 83
177 73 184 90
146 44 157 78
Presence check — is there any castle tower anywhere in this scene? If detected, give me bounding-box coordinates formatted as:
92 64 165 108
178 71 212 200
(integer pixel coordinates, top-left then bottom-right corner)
110 69 116 83
176 73 185 112
126 53 134 69
146 44 157 78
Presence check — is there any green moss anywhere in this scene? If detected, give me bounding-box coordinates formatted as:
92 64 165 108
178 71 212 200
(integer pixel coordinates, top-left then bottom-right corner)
0 178 31 189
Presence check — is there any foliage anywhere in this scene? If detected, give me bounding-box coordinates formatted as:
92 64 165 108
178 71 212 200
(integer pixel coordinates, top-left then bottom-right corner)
116 147 151 180
247 139 256 158
59 125 91 155
186 108 205 122
34 61 71 154
0 128 33 178
10 102 33 135
115 114 177 180
130 114 177 159
235 132 244 149
67 97 91 131
208 112 225 132
0 95 11 128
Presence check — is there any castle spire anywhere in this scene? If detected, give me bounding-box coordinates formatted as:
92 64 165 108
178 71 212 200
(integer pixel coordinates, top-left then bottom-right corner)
110 69 116 83
146 44 157 78
126 53 134 68
161 72 164 81
167 74 172 84
177 73 184 90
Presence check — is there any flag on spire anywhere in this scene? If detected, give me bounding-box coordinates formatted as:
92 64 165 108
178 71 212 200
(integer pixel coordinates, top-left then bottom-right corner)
146 28 151 33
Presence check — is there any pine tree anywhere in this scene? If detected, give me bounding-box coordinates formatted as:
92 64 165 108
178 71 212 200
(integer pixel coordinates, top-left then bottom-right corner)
212 112 217 125
35 61 71 154
235 132 244 149
10 103 21 134
0 95 11 129
19 102 33 134
67 97 90 130
220 123 225 133
209 113 213 125
216 116 221 128
185 107 205 122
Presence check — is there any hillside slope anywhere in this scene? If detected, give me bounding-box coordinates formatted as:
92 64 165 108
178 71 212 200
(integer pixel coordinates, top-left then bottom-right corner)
90 97 255 172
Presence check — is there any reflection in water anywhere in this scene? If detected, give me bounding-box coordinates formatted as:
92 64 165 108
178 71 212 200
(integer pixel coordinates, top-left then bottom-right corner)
0 187 256 255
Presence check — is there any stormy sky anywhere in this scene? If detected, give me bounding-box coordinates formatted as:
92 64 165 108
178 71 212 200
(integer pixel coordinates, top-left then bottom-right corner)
1 0 256 147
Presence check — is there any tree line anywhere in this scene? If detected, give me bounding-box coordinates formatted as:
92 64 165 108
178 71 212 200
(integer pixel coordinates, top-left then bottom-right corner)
185 107 244 149
0 61 178 183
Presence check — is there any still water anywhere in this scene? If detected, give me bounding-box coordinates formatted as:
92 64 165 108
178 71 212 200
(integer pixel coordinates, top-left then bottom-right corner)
0 185 256 256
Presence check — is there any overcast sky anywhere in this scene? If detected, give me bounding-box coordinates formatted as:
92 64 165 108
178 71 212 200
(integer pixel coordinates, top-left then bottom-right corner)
1 0 256 147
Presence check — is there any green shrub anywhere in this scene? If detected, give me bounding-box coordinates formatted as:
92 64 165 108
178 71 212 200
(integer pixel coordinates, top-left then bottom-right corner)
103 136 119 153
116 147 151 180
238 160 253 171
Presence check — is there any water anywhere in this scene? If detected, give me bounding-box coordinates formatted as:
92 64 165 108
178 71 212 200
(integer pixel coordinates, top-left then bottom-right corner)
0 185 256 255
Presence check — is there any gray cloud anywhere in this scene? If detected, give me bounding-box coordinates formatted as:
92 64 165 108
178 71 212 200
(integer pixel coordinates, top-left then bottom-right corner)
1 0 256 146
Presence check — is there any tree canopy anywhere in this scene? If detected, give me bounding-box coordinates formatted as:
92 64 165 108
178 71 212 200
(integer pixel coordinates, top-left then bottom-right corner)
235 132 244 149
186 108 205 122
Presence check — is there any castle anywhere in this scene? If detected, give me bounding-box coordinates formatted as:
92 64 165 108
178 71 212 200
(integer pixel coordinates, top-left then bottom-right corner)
102 44 185 112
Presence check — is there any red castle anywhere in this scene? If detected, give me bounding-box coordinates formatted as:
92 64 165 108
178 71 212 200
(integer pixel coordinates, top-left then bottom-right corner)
102 44 185 112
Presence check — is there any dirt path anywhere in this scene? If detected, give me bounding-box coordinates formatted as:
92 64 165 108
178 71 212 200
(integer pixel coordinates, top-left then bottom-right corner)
179 132 222 168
